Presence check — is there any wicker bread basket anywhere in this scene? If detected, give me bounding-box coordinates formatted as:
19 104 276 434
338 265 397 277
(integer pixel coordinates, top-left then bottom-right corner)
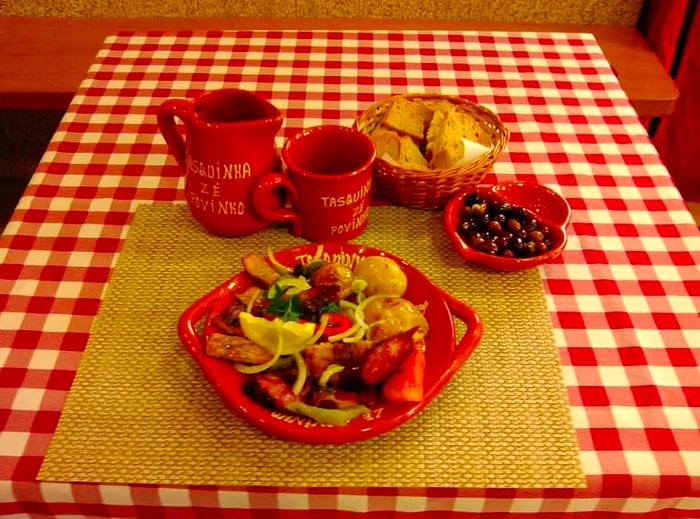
356 93 509 209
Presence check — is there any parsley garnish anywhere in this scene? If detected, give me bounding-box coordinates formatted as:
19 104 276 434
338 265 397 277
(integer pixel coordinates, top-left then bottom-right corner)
319 301 341 314
265 284 302 322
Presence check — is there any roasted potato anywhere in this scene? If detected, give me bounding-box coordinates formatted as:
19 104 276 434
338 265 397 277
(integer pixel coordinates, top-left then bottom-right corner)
362 296 429 341
310 262 354 299
353 256 407 297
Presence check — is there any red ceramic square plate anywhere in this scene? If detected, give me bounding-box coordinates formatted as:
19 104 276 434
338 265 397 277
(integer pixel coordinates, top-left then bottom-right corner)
443 180 572 271
178 242 483 444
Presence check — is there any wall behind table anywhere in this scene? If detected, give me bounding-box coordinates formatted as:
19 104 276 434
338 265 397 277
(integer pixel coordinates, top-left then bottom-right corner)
2 0 644 25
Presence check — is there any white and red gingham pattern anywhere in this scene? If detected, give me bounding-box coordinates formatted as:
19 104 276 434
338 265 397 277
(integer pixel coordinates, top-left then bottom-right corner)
1 29 699 517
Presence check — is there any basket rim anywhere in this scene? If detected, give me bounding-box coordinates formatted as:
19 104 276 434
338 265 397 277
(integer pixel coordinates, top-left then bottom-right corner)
356 92 510 176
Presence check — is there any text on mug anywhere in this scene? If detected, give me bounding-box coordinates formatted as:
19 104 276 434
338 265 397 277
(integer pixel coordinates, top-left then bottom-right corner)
331 205 369 236
320 179 371 208
189 192 246 215
186 156 252 180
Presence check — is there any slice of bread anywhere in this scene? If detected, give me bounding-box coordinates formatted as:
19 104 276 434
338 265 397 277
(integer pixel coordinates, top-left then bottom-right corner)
430 141 465 169
425 109 450 161
381 98 434 142
425 98 457 115
371 129 402 162
428 111 487 169
398 135 429 169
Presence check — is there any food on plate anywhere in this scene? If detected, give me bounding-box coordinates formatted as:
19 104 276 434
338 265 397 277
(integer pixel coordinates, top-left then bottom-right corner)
362 296 429 342
367 96 492 170
352 255 407 296
309 262 354 299
204 250 430 426
242 254 281 286
206 333 274 364
456 191 555 258
381 346 426 402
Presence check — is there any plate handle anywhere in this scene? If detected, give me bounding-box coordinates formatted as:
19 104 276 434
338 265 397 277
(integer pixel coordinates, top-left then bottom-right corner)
177 279 236 357
425 287 484 400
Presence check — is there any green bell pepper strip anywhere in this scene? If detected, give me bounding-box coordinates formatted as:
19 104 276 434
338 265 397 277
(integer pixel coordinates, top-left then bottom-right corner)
285 401 370 426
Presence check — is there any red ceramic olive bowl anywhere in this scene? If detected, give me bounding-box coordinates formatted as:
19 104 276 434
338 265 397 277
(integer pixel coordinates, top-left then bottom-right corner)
443 180 572 272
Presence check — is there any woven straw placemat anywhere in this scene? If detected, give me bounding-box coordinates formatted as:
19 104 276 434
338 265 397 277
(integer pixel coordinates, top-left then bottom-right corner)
39 204 585 488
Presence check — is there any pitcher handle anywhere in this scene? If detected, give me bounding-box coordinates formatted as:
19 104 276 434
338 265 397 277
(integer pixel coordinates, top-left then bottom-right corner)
157 98 192 171
251 172 303 236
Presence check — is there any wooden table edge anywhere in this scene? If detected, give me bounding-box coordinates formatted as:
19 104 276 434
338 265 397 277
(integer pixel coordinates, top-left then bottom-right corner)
0 16 679 116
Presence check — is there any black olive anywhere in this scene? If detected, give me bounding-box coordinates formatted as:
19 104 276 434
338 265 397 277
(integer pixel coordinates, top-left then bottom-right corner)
456 195 554 259
511 236 525 251
506 218 522 232
458 219 474 236
481 240 499 255
511 206 529 219
528 230 544 242
487 220 503 234
471 202 488 217
524 218 538 232
494 234 510 249
493 212 507 225
465 192 482 206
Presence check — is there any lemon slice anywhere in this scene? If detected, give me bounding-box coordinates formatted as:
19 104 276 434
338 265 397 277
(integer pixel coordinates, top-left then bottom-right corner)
239 312 316 355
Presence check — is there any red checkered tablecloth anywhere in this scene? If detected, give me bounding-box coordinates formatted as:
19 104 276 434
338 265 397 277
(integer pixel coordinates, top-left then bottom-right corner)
1 29 699 517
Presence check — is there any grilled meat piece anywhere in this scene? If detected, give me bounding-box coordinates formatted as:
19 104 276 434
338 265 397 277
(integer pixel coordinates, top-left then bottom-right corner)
296 284 340 321
247 372 300 412
205 333 273 365
304 340 374 378
209 300 246 335
360 327 416 385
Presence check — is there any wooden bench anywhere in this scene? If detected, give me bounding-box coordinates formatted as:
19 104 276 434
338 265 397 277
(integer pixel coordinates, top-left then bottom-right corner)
0 17 678 117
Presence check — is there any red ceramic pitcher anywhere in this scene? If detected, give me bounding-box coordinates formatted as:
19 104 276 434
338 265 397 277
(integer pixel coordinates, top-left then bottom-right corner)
157 89 284 237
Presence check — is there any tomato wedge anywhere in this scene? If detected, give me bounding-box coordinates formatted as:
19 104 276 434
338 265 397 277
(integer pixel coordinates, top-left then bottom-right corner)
382 347 426 402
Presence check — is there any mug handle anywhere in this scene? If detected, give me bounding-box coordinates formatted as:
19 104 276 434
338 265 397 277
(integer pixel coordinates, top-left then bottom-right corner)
251 172 303 236
156 98 192 171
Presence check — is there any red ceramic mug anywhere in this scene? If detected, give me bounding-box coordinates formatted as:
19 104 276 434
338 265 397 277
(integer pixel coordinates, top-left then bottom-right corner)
253 125 376 242
157 88 284 237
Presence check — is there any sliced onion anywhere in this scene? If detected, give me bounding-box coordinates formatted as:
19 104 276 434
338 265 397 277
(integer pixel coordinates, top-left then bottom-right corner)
266 275 311 298
342 323 370 343
291 352 307 395
245 287 263 314
234 332 283 374
351 278 367 294
267 246 294 275
353 294 400 334
328 321 365 342
318 363 345 387
356 293 400 313
308 313 330 344
339 299 357 311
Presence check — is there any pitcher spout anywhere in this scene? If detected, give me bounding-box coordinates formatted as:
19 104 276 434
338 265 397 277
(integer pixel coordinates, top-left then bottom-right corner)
192 88 283 133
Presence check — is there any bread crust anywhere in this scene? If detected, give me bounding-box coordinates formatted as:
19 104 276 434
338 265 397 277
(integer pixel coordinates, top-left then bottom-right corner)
367 97 491 170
